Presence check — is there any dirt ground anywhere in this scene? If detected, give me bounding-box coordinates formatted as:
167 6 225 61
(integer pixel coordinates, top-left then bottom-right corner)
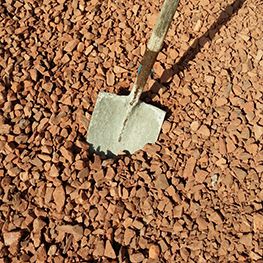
0 0 263 262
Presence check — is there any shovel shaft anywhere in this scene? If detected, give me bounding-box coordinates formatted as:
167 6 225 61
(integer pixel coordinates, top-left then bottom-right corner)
119 0 179 142
130 0 180 105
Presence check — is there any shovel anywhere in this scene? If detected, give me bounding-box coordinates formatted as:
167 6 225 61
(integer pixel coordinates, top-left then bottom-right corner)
87 0 179 157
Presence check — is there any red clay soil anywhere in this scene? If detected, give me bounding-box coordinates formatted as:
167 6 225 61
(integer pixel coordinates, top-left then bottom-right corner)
0 0 263 262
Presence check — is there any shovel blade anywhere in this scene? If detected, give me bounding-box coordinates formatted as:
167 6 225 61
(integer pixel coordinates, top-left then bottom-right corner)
87 92 166 156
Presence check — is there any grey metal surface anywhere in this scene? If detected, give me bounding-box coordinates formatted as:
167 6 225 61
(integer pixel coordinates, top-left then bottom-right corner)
87 92 166 157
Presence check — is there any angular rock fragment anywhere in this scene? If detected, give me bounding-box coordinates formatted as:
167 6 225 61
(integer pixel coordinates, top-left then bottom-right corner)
104 240 116 259
3 231 21 246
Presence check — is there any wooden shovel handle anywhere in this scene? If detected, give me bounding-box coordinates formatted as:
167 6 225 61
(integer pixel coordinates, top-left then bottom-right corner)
130 0 180 105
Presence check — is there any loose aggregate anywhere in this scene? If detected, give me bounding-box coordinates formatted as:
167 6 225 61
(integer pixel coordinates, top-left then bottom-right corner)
0 0 263 262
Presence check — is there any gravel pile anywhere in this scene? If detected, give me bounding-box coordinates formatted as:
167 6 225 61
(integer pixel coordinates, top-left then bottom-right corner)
0 0 263 262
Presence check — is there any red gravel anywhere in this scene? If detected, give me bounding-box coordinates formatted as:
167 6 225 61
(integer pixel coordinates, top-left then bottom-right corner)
1 0 263 262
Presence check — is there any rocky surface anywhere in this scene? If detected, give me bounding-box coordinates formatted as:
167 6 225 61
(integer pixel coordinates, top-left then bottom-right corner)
0 0 263 262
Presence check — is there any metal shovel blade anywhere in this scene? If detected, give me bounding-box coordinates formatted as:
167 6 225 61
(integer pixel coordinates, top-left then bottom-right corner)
87 92 166 156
